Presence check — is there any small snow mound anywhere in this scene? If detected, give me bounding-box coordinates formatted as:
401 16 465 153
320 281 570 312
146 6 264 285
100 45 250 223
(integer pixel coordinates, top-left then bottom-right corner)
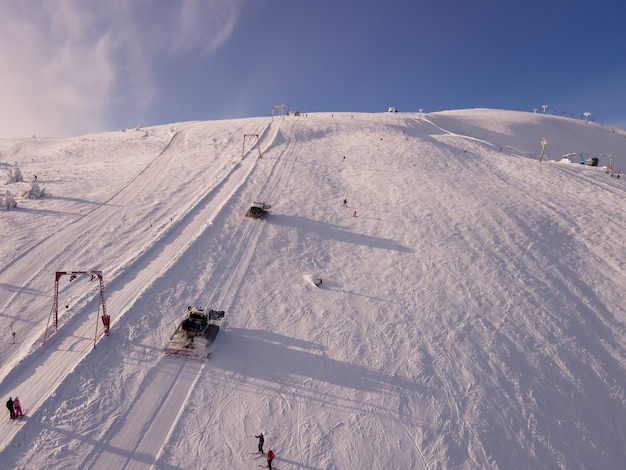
22 178 45 199
2 190 17 209
5 161 23 183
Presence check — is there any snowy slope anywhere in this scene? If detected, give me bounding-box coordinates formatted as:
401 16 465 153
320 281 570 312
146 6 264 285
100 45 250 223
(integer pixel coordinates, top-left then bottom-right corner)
0 110 625 469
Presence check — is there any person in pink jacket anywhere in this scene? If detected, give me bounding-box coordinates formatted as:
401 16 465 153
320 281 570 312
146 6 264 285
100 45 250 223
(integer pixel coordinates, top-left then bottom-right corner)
13 397 23 418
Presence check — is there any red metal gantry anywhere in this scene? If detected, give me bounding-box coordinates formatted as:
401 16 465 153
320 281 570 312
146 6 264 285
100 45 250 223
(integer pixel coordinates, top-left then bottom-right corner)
242 133 261 159
44 270 110 348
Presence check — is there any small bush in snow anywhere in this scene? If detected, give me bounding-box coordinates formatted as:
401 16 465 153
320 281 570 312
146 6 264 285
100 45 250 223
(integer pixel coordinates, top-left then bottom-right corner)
6 161 24 183
22 177 45 199
2 190 17 209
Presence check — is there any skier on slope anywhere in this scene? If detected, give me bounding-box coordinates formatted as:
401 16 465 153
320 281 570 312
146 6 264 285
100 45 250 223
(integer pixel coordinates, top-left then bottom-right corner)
267 448 275 469
6 397 15 420
255 433 265 454
13 397 23 418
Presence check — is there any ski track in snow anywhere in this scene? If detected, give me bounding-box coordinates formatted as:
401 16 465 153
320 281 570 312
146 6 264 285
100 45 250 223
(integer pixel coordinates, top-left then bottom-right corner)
0 110 625 469
0 118 274 464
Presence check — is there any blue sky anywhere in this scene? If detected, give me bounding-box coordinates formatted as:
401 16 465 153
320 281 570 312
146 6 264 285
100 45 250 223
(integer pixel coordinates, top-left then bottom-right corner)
1 0 625 137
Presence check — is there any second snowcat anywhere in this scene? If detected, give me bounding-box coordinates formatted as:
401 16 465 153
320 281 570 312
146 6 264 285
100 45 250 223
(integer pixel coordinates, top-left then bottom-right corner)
246 201 271 219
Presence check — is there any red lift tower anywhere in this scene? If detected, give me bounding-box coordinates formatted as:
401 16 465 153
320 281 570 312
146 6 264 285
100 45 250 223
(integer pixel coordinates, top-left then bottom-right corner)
271 104 289 120
44 270 110 348
242 133 261 159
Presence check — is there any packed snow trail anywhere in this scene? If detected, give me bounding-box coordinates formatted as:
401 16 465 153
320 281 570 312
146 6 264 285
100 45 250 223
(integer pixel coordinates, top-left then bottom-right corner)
84 359 204 470
108 118 308 468
0 126 184 379
81 122 286 469
0 119 273 458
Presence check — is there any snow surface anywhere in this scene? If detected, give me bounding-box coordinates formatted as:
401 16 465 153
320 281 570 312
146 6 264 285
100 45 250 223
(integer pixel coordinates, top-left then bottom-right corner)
1 109 625 469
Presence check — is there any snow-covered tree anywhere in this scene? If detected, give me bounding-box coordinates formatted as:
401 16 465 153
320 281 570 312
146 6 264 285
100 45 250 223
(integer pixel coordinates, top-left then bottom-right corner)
2 189 17 209
22 177 45 199
6 161 24 183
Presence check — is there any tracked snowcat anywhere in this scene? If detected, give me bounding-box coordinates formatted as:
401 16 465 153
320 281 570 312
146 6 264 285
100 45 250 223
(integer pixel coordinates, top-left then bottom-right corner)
246 201 271 219
163 306 224 359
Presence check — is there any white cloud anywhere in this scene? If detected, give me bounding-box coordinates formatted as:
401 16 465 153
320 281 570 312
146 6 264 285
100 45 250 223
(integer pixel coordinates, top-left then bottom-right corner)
174 0 241 54
0 0 242 137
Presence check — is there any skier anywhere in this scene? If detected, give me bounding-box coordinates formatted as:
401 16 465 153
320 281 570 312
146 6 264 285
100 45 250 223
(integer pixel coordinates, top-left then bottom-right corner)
343 198 347 207
6 397 15 420
13 397 22 418
255 433 265 454
353 210 357 217
315 278 323 287
267 448 275 469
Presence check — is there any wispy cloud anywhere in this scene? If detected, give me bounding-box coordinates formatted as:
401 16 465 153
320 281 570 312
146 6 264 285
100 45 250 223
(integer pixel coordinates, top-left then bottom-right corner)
174 0 240 54
0 0 242 137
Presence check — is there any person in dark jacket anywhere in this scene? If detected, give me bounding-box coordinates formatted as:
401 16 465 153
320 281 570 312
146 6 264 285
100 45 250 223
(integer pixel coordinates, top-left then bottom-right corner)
255 433 265 454
6 397 15 420
267 448 275 469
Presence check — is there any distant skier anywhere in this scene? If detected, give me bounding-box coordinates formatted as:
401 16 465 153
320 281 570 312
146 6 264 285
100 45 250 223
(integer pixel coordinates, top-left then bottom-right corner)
343 198 347 207
315 278 323 287
13 397 22 418
353 210 357 217
255 433 265 454
6 397 15 420
267 448 275 469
